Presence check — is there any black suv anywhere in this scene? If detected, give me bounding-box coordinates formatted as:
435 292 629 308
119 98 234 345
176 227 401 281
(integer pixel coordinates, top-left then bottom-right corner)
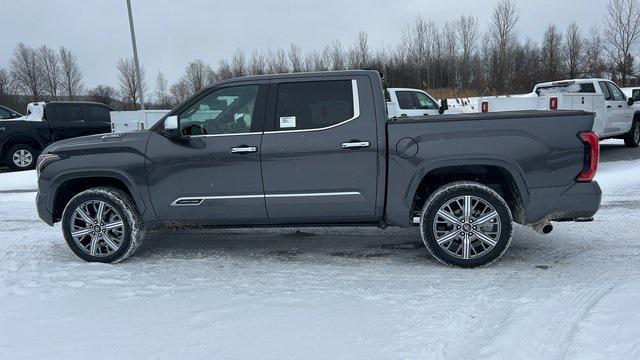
0 101 113 170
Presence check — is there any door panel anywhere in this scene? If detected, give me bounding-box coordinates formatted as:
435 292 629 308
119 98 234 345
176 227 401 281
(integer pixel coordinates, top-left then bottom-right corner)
51 104 87 141
260 77 379 224
607 82 634 133
145 83 268 225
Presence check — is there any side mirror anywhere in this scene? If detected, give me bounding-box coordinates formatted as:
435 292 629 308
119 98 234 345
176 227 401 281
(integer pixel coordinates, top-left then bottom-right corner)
163 115 182 139
439 99 449 114
628 97 635 106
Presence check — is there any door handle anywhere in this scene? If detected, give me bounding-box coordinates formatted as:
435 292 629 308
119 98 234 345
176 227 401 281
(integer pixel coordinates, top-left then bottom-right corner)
607 105 612 109
618 105 623 108
341 141 370 149
231 146 258 154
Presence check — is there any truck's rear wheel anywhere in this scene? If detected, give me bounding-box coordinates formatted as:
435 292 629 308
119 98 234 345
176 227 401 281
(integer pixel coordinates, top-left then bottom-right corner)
62 187 145 263
420 182 513 268
5 144 38 171
624 120 640 148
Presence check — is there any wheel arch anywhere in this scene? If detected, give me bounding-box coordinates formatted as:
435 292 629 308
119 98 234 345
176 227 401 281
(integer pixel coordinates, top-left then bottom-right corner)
406 159 528 225
49 170 147 223
1 133 45 156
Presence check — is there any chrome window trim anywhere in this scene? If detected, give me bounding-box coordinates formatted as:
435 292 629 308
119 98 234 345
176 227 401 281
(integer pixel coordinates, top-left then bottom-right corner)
263 79 360 135
174 79 360 138
170 191 362 206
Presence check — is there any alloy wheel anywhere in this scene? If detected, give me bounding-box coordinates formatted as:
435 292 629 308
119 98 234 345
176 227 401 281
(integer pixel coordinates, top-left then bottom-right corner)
12 149 33 168
432 195 501 260
70 200 125 257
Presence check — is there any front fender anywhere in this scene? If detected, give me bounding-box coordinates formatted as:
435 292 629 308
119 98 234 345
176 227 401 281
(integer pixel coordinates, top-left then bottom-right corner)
47 169 147 216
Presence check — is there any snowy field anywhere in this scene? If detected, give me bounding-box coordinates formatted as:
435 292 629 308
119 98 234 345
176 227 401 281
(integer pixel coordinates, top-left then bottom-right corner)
1 154 640 359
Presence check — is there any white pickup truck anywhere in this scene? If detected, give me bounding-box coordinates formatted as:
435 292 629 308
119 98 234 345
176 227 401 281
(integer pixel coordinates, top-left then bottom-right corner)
479 79 640 147
385 88 461 118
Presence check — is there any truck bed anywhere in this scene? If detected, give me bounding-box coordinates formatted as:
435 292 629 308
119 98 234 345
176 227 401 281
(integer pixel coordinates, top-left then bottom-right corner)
384 110 598 226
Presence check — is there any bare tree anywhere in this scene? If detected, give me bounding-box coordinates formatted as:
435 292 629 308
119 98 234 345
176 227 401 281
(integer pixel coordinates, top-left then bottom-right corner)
0 68 16 99
59 47 83 99
403 16 436 87
116 57 146 110
10 43 42 100
288 43 304 72
154 71 171 107
216 59 233 80
352 30 371 68
183 59 212 93
584 26 607 77
37 45 61 99
231 49 247 77
329 40 346 70
542 24 565 81
249 50 266 75
605 0 640 85
266 48 289 73
88 85 117 107
565 22 583 79
457 15 480 87
488 0 519 92
169 79 190 104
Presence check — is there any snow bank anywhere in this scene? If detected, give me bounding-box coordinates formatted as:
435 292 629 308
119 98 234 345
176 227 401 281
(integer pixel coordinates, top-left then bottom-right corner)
0 170 36 191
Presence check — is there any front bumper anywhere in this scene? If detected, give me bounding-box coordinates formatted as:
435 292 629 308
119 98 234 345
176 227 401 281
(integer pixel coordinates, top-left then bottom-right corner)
525 181 602 224
36 192 54 226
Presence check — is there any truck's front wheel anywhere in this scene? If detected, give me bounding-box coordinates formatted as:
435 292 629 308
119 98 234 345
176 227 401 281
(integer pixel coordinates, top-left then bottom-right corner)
61 187 145 263
624 120 640 148
420 182 513 268
5 144 38 171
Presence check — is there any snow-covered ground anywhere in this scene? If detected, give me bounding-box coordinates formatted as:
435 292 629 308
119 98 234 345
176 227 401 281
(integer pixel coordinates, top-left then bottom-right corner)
1 160 640 359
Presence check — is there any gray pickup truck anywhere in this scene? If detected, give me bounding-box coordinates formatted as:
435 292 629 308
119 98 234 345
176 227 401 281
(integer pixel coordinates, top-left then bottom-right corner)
35 70 601 267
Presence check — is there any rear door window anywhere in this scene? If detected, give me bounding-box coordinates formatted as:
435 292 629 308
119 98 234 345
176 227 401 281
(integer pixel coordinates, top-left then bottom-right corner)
275 80 355 130
396 91 417 109
88 105 111 123
55 104 85 122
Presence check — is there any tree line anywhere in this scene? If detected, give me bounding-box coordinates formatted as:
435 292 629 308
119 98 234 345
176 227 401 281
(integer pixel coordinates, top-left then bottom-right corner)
2 0 640 112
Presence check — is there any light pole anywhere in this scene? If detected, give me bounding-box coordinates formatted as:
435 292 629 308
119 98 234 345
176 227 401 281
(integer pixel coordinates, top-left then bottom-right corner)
126 0 145 110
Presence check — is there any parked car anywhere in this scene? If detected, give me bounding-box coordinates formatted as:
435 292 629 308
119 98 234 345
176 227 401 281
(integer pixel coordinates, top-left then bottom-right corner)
385 88 461 118
0 105 23 120
0 101 113 170
36 70 601 267
479 79 640 147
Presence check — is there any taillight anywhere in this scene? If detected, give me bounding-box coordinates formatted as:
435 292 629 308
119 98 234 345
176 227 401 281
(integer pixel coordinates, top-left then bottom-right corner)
549 97 558 111
576 132 599 182
481 101 488 113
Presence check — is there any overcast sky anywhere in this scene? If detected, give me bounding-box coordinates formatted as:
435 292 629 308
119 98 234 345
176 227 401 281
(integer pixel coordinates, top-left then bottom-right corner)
1 0 609 89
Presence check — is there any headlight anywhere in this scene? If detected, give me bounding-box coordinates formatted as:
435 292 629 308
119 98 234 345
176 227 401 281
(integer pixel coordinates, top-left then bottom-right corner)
36 153 61 176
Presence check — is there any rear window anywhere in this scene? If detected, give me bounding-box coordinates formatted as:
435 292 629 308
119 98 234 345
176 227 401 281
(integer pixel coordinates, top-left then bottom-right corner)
536 83 596 96
275 80 354 130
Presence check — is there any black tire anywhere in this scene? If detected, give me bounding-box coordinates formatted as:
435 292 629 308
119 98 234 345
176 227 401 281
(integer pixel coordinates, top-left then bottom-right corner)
62 187 145 263
4 144 38 171
420 181 513 268
624 120 640 148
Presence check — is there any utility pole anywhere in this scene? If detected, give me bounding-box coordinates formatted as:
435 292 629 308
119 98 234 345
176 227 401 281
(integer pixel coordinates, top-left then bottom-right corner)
126 0 145 110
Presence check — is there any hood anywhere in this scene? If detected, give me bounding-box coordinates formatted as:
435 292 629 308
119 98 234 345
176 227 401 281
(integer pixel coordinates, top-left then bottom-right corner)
43 131 151 155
